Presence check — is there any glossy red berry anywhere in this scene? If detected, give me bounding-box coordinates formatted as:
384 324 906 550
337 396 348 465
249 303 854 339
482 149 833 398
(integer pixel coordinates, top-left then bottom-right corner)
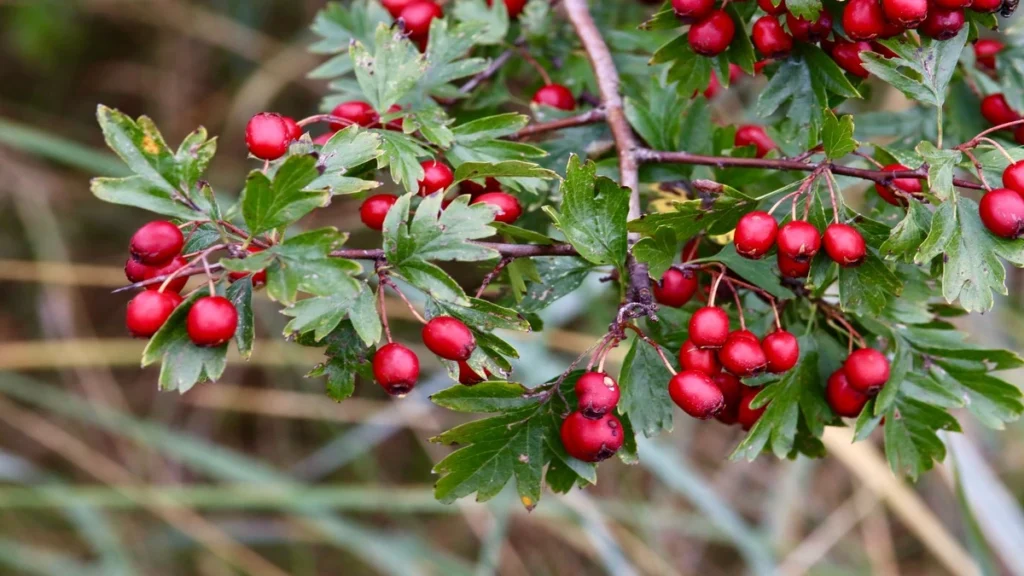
531 84 576 111
712 372 743 424
360 194 399 231
823 223 867 267
653 267 699 307
460 177 501 197
1002 161 1024 196
560 411 623 462
329 101 378 131
785 11 833 43
975 39 1004 70
679 339 722 375
400 1 443 41
971 0 1002 12
144 255 189 293
186 296 238 347
457 360 490 385
831 40 872 78
762 330 799 373
417 160 454 196
488 0 528 17
228 246 267 287
932 0 971 8
689 306 730 349
669 370 725 419
843 0 886 40
873 164 922 206
702 64 743 99
752 16 793 58
919 7 964 40
826 369 869 417
472 192 523 224
737 387 767 431
422 316 476 361
881 0 927 27
980 94 1018 127
778 253 811 278
575 372 621 418
381 0 417 17
776 220 821 261
373 343 420 396
1015 125 1024 146
734 211 778 259
125 258 152 283
718 331 768 377
734 125 776 158
689 10 735 57
245 113 294 160
672 0 715 20
126 290 181 338
979 188 1024 239
130 221 184 265
757 0 787 15
284 116 302 141
844 348 890 394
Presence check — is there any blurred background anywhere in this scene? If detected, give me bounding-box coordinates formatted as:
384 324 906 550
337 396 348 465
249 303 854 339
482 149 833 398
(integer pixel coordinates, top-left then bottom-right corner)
1 1 1023 574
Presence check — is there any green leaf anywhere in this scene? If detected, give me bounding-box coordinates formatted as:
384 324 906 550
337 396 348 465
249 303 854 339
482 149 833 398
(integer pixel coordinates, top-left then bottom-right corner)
732 351 819 460
785 0 821 19
141 290 228 393
822 109 856 160
618 337 675 438
431 381 535 413
517 256 593 313
703 243 791 300
281 282 367 342
915 141 960 201
453 160 558 183
633 228 678 278
375 130 432 193
628 187 758 240
240 155 327 235
90 176 200 220
652 35 713 100
450 0 509 45
394 260 470 304
880 200 932 261
932 367 1024 430
545 155 629 267
226 277 254 360
96 105 182 194
304 320 376 401
420 19 489 95
452 113 529 142
838 249 903 315
309 0 388 57
350 24 427 112
883 397 960 481
387 193 499 265
624 74 688 151
431 297 531 332
400 107 455 148
309 126 383 194
757 45 858 133
863 28 968 108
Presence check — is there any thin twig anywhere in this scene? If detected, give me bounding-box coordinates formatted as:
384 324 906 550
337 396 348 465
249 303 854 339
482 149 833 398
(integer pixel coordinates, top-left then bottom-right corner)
476 256 513 298
508 108 607 140
382 277 428 324
623 324 676 376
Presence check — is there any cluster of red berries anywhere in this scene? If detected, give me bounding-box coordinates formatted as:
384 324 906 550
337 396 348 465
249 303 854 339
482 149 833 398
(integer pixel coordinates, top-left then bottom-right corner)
560 372 625 462
245 112 302 161
372 315 481 396
123 221 239 346
826 348 890 417
734 212 867 276
381 0 527 49
980 161 1024 239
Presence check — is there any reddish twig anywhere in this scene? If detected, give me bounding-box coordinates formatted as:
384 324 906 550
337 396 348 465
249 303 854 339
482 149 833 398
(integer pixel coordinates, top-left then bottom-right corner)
508 108 607 140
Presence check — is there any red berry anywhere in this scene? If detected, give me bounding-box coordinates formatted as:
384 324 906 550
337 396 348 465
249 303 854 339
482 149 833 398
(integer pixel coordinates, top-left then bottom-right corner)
881 0 927 27
737 387 767 430
679 339 722 375
531 84 576 111
734 125 777 158
460 177 502 197
776 220 821 261
1015 125 1024 146
823 223 867 267
831 40 872 78
130 221 184 265
422 316 476 361
400 1 443 41
383 104 404 131
228 246 267 287
701 64 743 99
752 16 794 57
689 306 730 349
417 160 454 196
689 10 735 57
373 343 420 396
1002 161 1024 196
144 255 189 294
560 411 623 462
972 0 1002 12
712 372 743 424
283 116 302 141
126 290 180 337
873 164 922 206
457 360 490 385
843 0 886 40
669 370 725 419
979 188 1024 239
918 7 964 40
488 0 528 17
381 0 417 17
125 258 152 283
653 267 699 307
313 132 335 146
329 101 378 131
718 331 768 377
757 0 787 15
785 11 833 42
734 210 779 259
762 330 799 373
186 295 238 347
778 253 811 278
975 39 1004 70
244 113 293 161
826 369 869 417
672 0 715 21
575 372 621 418
844 348 890 394
932 0 970 8
360 194 399 231
981 94 1019 127
472 192 523 224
